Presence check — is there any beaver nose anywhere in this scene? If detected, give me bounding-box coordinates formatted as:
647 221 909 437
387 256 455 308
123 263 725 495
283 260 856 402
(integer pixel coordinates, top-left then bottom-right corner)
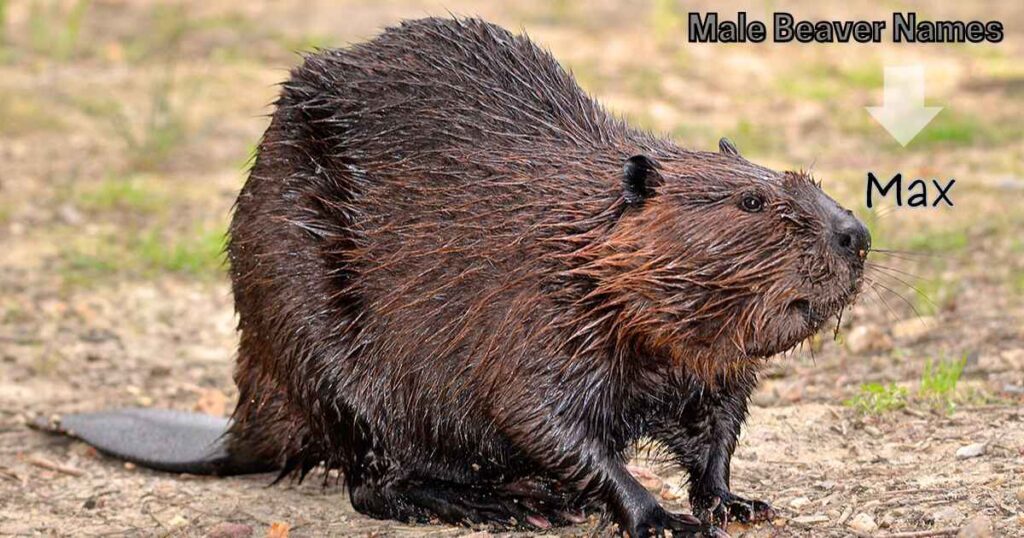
832 212 871 259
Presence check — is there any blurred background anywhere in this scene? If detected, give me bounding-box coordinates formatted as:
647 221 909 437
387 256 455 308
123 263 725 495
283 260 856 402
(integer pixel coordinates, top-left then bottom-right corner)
0 1 1021 536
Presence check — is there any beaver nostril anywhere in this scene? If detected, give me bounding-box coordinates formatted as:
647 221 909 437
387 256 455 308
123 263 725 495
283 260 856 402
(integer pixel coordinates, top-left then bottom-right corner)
837 233 853 249
832 220 870 259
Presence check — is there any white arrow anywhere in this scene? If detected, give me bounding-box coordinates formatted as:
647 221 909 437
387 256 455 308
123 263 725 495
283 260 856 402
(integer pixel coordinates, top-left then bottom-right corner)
866 65 942 147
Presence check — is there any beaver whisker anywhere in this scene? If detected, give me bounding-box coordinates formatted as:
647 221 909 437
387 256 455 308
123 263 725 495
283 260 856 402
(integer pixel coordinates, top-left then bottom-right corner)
868 248 949 261
865 265 935 308
866 277 926 320
865 260 922 281
864 279 903 323
865 268 938 314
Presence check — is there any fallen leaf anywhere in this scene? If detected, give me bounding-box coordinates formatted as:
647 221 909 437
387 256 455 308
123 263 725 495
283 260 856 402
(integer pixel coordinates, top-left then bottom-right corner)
267 522 289 538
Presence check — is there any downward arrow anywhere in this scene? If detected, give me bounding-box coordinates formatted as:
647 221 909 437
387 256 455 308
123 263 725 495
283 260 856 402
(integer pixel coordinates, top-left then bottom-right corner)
866 65 942 147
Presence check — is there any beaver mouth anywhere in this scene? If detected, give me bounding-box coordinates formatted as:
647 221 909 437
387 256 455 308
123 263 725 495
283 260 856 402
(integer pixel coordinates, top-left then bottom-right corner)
744 283 863 359
787 298 813 323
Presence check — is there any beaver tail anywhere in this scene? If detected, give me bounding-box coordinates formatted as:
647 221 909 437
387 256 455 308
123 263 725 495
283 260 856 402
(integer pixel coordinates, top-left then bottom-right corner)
31 408 277 475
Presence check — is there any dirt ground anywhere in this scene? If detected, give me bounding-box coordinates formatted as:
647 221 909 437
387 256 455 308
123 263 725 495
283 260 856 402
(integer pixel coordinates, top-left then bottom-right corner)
1 1 1023 537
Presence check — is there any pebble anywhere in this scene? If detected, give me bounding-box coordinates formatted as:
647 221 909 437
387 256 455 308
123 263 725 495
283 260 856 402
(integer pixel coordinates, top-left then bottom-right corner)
789 496 811 510
891 317 934 342
845 325 892 355
1004 348 1024 363
194 388 228 416
1015 485 1024 504
977 353 1009 373
957 515 992 538
848 512 878 533
777 379 806 403
206 522 253 538
836 505 853 525
931 505 962 526
750 387 777 407
57 204 84 226
955 442 987 460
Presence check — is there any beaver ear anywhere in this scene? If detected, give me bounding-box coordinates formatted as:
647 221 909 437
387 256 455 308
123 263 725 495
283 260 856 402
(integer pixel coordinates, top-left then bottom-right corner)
718 137 740 156
622 155 661 205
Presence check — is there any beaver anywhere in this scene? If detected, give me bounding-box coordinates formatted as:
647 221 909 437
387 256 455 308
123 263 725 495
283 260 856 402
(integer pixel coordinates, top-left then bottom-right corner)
37 17 869 537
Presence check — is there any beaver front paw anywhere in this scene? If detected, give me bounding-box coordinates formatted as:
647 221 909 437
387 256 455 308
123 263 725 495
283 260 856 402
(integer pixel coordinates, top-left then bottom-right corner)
692 490 775 526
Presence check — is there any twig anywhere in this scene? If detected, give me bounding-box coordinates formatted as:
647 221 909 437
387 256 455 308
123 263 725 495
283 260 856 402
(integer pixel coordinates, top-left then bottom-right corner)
0 466 20 481
26 454 85 476
879 528 959 537
876 487 944 498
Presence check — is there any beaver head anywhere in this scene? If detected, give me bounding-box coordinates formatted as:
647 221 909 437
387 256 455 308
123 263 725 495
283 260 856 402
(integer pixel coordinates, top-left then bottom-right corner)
591 138 868 373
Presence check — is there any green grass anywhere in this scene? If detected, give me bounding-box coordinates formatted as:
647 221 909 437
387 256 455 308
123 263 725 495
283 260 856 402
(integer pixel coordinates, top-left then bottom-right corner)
670 122 717 150
839 63 884 89
59 246 122 288
28 0 90 61
133 227 226 276
0 0 8 53
127 77 188 171
920 356 966 413
912 112 977 147
911 111 1022 148
78 176 163 214
650 0 686 45
566 59 605 95
2 302 30 324
725 119 785 157
1011 270 1024 295
776 74 838 102
59 224 228 288
856 206 886 250
911 277 956 317
120 3 188 63
847 355 967 416
903 229 968 253
776 61 883 102
73 76 188 172
624 66 663 99
845 383 908 415
275 33 338 55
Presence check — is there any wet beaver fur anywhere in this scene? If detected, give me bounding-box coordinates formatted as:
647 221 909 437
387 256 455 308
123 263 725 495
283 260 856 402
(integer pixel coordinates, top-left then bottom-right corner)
41 17 870 537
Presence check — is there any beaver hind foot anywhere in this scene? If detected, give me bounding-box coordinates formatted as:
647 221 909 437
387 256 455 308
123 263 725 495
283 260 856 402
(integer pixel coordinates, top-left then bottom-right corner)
350 475 595 530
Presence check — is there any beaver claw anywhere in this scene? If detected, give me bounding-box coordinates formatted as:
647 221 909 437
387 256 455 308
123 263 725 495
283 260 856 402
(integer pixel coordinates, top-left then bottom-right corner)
627 506 728 537
692 491 775 526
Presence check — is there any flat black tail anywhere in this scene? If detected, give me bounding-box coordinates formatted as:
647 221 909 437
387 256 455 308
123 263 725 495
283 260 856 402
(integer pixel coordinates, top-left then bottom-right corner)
32 408 277 476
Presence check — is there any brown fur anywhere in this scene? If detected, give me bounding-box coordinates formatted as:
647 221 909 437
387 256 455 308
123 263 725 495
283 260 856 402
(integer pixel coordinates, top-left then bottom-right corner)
222 17 867 534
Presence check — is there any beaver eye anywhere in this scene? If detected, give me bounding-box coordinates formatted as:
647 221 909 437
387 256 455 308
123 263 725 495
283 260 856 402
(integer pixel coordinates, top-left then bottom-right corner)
740 194 765 213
